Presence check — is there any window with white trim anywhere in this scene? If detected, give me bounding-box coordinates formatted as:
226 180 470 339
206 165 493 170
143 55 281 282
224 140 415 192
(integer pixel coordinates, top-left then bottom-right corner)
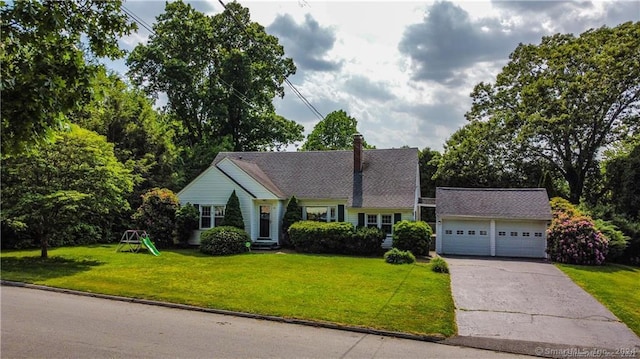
381 214 393 235
200 205 225 229
214 206 225 227
366 214 378 228
201 206 212 229
304 206 337 222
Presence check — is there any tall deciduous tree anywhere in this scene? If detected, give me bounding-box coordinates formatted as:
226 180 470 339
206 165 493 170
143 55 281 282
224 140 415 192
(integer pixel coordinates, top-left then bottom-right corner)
1 126 134 258
300 110 374 151
126 0 302 157
466 22 640 203
418 147 440 198
1 0 136 154
72 69 179 206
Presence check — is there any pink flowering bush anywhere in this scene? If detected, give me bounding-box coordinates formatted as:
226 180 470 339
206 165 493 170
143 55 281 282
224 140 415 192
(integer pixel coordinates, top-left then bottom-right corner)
547 213 609 265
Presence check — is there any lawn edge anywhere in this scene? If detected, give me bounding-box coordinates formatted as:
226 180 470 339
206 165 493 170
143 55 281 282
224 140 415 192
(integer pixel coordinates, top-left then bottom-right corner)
1 280 447 343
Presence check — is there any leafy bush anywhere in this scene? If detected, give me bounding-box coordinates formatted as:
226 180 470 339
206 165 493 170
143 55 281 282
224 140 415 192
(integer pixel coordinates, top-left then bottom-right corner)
281 196 302 247
289 221 354 253
175 203 200 244
200 226 250 256
132 188 179 248
384 248 415 264
550 197 584 217
547 213 608 265
594 219 628 262
431 257 449 273
346 226 385 256
392 220 432 256
220 190 244 229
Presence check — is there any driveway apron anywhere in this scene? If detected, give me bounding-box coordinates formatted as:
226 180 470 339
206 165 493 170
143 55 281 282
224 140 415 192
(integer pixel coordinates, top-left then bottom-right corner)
445 257 640 352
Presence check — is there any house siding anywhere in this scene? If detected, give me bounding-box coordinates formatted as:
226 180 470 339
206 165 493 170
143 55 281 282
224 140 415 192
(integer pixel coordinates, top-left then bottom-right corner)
346 208 414 248
177 167 254 244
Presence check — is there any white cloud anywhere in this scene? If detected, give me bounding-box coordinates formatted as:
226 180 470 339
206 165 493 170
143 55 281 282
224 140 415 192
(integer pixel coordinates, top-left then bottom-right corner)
102 0 635 152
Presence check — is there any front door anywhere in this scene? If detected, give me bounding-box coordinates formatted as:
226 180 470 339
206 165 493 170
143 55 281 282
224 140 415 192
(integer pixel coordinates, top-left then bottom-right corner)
259 205 271 239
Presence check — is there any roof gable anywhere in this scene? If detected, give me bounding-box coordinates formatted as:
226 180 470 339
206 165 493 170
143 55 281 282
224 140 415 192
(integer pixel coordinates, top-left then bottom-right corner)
436 187 552 220
210 148 419 208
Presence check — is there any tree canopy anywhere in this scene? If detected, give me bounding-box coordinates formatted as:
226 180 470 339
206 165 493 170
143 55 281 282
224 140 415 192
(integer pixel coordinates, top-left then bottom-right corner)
126 0 303 155
1 126 133 257
300 110 374 151
1 0 136 154
464 22 640 203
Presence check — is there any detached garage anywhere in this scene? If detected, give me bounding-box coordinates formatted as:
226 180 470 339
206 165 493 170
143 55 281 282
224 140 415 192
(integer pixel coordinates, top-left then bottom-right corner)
435 187 552 258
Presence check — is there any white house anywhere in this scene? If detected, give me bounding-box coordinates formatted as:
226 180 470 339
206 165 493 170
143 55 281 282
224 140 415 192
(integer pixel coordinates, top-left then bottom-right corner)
178 135 421 247
435 187 552 258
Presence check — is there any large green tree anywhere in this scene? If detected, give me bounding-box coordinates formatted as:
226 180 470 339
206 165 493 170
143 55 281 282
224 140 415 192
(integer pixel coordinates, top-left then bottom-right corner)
465 22 640 203
418 147 440 198
1 0 136 154
126 0 303 158
1 126 134 258
300 110 374 151
72 69 179 206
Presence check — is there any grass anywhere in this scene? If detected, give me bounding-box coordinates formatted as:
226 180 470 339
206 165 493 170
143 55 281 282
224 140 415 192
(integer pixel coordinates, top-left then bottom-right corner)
557 263 640 336
0 245 456 336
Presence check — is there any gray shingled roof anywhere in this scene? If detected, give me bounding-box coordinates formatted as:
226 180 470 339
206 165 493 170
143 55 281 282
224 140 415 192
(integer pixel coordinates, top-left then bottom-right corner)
436 187 552 220
212 148 418 208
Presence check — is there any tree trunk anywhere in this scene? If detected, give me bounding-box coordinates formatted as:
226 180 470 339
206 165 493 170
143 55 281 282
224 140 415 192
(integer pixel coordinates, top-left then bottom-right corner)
565 167 584 205
39 234 48 259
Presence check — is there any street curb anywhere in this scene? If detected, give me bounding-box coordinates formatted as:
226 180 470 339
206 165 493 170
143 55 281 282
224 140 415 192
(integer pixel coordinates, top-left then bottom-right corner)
1 280 446 343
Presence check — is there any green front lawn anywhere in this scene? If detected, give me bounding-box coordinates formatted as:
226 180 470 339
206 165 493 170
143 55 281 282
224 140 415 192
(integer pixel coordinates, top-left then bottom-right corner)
0 245 456 336
557 263 640 336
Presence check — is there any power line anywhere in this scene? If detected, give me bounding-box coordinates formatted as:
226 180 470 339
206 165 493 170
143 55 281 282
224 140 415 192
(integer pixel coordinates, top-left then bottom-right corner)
216 0 325 122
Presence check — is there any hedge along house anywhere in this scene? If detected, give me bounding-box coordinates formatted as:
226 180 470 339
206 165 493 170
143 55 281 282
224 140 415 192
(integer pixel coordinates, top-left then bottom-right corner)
177 134 421 247
435 187 552 258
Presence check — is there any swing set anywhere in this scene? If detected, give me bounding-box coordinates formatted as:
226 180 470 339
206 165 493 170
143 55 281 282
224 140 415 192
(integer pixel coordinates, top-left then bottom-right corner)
116 230 160 256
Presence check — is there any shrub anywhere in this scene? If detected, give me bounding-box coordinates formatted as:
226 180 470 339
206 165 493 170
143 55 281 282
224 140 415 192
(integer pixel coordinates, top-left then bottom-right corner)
392 220 432 256
132 188 179 248
594 219 628 262
550 197 584 217
384 248 415 264
220 190 244 229
431 257 449 273
281 196 302 247
289 221 354 253
547 213 608 265
175 203 200 244
347 226 386 256
200 226 250 256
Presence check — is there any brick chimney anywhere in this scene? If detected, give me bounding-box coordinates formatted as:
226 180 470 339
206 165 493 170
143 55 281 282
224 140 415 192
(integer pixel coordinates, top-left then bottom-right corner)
353 133 363 173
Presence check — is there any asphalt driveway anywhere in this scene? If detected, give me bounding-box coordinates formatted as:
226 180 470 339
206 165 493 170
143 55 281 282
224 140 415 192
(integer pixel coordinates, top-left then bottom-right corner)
444 257 640 355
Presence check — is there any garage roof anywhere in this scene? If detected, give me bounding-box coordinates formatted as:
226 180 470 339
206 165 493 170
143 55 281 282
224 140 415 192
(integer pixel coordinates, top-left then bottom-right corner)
436 187 552 220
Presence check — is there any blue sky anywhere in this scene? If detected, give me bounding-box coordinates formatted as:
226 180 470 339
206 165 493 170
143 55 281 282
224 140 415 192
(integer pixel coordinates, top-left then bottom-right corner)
107 0 639 151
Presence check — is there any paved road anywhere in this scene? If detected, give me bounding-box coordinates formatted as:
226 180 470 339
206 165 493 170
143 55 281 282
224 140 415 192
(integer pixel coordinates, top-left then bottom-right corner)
445 257 640 355
0 286 529 358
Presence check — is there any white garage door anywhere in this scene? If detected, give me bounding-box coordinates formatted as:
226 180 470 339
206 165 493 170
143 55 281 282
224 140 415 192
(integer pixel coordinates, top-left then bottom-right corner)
441 220 491 256
495 220 547 258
